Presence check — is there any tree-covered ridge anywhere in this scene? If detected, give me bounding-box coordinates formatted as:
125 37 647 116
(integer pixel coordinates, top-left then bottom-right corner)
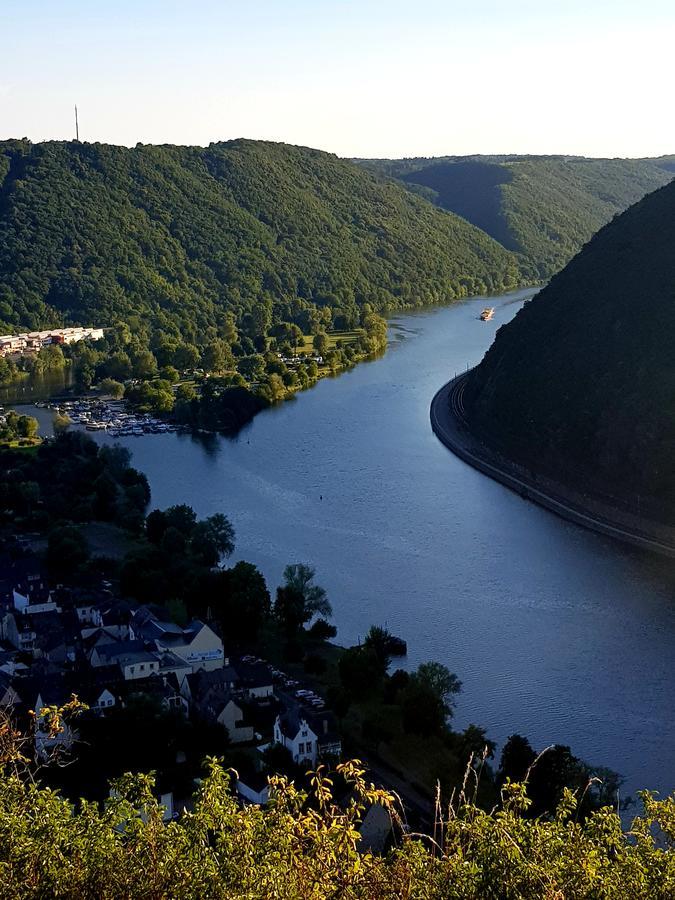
0 139 520 337
359 155 673 279
463 178 675 524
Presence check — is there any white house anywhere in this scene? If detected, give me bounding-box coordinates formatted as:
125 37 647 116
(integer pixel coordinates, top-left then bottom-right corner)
274 706 342 766
236 773 270 805
75 603 102 628
274 711 319 766
92 688 116 711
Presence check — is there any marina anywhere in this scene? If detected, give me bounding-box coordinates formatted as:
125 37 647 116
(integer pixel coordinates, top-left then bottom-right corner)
38 398 178 437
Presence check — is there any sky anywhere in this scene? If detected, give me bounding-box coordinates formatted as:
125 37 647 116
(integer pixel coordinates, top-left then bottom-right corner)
2 0 674 159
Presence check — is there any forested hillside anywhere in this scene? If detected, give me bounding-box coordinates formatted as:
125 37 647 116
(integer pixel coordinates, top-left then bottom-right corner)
0 139 520 338
463 178 675 524
359 155 673 279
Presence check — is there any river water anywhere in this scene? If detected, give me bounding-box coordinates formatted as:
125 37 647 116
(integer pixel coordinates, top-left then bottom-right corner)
16 288 675 800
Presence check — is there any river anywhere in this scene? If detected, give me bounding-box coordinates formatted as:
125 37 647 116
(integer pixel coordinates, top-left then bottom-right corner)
16 287 675 801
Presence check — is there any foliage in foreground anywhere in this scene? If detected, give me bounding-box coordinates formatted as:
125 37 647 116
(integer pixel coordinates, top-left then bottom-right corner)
0 714 672 899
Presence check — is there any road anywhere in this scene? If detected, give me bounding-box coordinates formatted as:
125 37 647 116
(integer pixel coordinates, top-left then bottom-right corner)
430 372 675 559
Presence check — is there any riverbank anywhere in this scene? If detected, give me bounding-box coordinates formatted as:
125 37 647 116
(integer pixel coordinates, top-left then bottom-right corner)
431 372 675 558
38 292 674 801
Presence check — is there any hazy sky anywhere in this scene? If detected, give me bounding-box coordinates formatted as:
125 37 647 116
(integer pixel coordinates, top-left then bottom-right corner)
2 0 674 158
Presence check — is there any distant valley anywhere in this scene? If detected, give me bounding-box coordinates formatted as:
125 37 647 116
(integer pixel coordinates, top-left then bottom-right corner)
358 154 674 279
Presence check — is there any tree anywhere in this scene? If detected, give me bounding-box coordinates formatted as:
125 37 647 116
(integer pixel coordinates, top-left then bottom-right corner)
362 709 396 755
145 509 168 544
16 415 39 439
259 374 286 402
99 377 125 399
131 349 158 380
163 504 198 535
223 561 271 640
126 380 174 414
0 356 17 384
172 343 200 371
202 340 233 374
338 647 383 700
190 513 236 566
308 618 337 641
414 661 462 718
399 662 462 737
400 680 445 736
159 365 180 384
454 725 496 766
274 586 306 639
281 564 332 623
53 414 71 434
237 354 265 381
175 382 197 402
363 625 395 675
313 332 329 354
46 525 90 578
498 734 536 787
104 351 133 382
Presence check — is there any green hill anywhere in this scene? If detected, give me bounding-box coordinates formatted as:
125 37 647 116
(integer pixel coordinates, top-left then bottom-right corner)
463 178 675 524
0 139 521 339
359 155 673 279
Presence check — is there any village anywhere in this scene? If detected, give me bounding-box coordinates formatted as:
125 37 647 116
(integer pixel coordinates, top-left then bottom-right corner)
0 538 344 816
0 327 105 357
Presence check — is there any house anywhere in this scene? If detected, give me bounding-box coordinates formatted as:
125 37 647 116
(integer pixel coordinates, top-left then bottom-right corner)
157 650 192 684
236 771 270 805
90 687 116 712
0 648 28 677
90 640 161 681
95 600 132 640
0 671 20 708
358 802 394 855
232 658 274 699
214 694 254 744
74 601 102 628
181 666 238 704
274 709 319 765
118 674 188 716
72 666 122 714
186 669 253 743
14 675 80 761
273 705 341 766
131 608 224 673
1 613 37 654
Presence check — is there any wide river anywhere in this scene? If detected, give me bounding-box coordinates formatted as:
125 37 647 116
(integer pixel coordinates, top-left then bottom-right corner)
20 288 675 801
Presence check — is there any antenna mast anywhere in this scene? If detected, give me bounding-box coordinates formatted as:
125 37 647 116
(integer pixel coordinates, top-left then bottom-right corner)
75 105 79 142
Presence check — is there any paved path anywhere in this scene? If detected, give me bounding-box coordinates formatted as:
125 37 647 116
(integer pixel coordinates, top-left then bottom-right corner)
430 373 675 559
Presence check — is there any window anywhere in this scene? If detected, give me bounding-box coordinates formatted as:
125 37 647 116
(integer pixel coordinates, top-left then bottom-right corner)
305 741 312 753
298 743 304 754
140 664 145 671
301 730 308 737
